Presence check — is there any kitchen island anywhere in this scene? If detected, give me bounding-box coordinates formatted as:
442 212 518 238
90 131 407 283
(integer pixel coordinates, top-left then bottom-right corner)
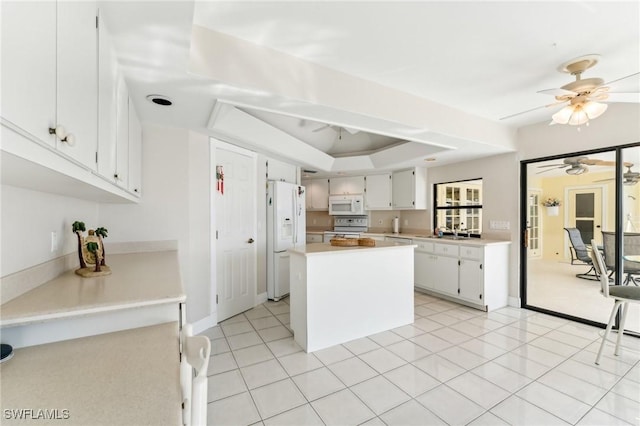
289 241 415 352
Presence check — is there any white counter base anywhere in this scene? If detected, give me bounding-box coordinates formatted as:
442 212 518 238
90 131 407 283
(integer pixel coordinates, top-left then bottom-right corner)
290 243 414 352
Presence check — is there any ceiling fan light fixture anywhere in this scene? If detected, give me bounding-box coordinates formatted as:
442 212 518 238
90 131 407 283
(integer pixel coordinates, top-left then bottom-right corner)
551 105 574 124
583 101 608 119
568 104 589 126
566 165 588 175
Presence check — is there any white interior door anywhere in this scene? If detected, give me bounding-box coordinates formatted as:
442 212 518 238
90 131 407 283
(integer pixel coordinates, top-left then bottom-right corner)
216 144 256 322
527 189 542 258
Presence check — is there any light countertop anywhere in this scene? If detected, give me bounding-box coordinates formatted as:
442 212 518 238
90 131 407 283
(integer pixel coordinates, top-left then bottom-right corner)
290 241 416 256
0 322 181 425
1 251 185 327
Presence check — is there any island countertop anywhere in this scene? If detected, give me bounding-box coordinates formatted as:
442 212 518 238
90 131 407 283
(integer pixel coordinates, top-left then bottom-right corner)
289 241 416 256
1 250 185 327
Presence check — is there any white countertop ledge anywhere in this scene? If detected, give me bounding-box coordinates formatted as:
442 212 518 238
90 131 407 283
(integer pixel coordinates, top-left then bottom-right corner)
1 250 185 327
290 241 416 256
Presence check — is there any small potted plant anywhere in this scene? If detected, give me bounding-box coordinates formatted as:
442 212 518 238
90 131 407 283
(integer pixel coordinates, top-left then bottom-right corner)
542 197 561 216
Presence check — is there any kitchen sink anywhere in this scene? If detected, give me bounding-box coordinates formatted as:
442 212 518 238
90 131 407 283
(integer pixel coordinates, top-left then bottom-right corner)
414 235 470 240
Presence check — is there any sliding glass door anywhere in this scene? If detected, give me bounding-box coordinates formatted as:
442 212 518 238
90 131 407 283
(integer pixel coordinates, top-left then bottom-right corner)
521 143 640 333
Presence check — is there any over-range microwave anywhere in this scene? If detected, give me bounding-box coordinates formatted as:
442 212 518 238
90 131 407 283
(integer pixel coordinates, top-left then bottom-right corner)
328 194 364 215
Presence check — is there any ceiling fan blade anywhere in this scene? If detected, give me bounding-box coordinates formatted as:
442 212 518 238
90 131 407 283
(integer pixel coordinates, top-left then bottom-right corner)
500 104 548 121
537 88 577 96
605 92 640 103
594 178 615 183
604 72 640 87
536 165 571 174
537 164 565 168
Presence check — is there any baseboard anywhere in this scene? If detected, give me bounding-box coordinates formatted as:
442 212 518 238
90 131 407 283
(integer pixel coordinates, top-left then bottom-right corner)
256 292 268 305
508 296 521 308
191 314 217 334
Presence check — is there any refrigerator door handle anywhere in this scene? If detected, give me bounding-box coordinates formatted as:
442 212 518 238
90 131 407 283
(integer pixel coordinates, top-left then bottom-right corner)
292 187 297 245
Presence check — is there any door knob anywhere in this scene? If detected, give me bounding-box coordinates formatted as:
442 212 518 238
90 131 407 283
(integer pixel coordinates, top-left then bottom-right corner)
247 238 255 244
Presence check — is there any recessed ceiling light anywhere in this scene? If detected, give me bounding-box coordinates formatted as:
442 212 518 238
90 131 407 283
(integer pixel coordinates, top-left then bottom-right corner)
424 157 437 162
146 94 173 106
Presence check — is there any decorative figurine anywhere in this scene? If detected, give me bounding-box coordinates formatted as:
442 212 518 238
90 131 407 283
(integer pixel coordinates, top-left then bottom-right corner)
73 221 111 277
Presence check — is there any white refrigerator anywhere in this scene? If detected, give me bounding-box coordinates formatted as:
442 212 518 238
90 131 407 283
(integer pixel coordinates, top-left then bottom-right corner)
267 181 306 301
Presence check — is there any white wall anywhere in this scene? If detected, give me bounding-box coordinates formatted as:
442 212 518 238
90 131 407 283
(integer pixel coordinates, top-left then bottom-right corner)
98 124 211 323
1 185 99 276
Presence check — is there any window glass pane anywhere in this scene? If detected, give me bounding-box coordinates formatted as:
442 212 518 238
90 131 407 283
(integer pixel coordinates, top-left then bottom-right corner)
575 193 594 217
622 146 640 333
434 179 482 235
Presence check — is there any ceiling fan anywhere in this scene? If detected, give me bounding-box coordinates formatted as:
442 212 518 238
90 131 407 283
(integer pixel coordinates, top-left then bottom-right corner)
502 55 639 125
594 164 640 186
312 123 360 135
536 156 616 175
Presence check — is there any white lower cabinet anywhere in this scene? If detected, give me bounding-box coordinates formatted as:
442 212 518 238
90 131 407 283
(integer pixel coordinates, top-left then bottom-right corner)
414 239 510 311
306 234 323 243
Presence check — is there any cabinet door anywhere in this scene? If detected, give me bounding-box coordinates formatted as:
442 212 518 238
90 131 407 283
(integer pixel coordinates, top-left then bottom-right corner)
307 179 329 210
329 176 365 195
459 259 483 303
415 252 437 290
392 169 414 209
115 74 129 188
1 1 56 146
365 174 392 210
97 10 118 180
267 158 297 183
128 99 142 196
57 1 98 169
433 255 459 296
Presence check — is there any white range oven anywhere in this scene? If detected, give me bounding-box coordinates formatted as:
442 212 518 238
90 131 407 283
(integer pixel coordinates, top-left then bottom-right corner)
323 216 368 243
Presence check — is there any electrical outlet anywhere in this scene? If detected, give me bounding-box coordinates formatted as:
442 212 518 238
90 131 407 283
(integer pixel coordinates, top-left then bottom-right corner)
50 231 58 252
313 219 317 225
378 219 383 225
404 219 409 226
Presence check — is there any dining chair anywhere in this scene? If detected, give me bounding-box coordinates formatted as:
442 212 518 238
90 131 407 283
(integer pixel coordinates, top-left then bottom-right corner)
591 239 640 365
601 231 640 285
180 324 211 426
564 228 598 280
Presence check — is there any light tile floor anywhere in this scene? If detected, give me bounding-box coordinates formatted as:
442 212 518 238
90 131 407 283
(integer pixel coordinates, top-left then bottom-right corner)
200 292 640 426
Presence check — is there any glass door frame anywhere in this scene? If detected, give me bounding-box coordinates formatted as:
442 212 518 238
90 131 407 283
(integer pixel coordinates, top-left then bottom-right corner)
520 142 639 330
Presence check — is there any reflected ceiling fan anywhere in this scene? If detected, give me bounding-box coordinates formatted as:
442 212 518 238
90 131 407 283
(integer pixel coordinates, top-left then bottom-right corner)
502 55 639 125
536 156 616 175
594 164 640 185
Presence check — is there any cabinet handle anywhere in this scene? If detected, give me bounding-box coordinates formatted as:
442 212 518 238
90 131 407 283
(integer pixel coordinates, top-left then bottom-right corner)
49 126 75 146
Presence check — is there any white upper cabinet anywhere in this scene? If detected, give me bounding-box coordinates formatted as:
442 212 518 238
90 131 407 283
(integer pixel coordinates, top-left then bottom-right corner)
55 1 98 170
115 74 129 188
1 1 57 146
329 176 365 195
392 167 427 210
97 9 118 182
267 158 298 184
364 173 392 210
128 98 142 196
303 179 330 211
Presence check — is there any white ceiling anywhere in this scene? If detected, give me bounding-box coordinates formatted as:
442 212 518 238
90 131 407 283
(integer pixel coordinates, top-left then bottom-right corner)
100 1 640 174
